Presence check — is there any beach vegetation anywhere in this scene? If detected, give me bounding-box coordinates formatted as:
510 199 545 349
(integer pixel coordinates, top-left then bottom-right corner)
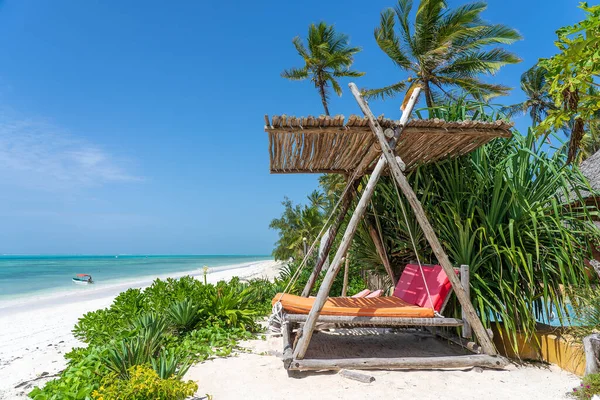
91 365 197 400
30 276 276 399
359 126 598 348
570 373 600 399
282 22 364 116
167 300 201 334
364 0 522 107
539 2 600 164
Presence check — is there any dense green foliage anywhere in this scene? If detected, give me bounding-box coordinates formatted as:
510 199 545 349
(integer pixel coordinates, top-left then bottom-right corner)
359 129 597 347
539 3 600 163
365 0 521 106
29 276 277 400
281 22 364 116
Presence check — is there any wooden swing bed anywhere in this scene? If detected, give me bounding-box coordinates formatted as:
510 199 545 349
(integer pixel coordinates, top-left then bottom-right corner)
264 84 513 373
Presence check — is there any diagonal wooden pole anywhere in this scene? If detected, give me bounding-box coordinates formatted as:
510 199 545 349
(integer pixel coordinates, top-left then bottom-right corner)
348 83 497 356
367 218 397 287
301 178 359 297
293 88 422 360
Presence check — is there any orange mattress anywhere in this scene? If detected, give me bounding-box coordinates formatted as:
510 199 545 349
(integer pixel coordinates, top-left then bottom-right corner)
272 293 434 318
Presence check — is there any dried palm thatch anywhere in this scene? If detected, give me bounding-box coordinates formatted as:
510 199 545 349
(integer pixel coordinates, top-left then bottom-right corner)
580 149 600 221
265 114 512 174
581 149 600 198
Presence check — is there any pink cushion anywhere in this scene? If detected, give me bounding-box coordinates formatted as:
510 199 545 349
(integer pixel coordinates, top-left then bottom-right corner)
393 264 452 312
351 289 371 298
365 289 383 298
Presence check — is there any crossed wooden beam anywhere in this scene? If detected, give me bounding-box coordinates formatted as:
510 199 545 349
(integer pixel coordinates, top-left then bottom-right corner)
292 83 497 361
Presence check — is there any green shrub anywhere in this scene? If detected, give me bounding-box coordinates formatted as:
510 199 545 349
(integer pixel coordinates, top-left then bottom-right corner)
569 373 600 399
91 365 197 400
31 275 277 399
29 347 108 400
167 300 201 334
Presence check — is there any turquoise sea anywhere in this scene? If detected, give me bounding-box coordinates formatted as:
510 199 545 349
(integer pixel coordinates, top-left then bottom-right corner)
0 255 272 302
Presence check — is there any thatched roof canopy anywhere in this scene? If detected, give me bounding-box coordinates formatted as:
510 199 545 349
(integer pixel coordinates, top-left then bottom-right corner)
265 114 512 174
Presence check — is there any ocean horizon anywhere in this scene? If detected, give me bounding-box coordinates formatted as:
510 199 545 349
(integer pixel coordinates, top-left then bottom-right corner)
0 254 273 302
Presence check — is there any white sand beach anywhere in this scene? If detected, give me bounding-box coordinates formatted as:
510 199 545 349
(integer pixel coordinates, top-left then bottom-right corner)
187 334 581 400
0 258 583 400
0 260 282 399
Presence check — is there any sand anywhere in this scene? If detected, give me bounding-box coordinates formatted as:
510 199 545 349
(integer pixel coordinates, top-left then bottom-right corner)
0 260 282 399
0 258 583 400
186 333 582 400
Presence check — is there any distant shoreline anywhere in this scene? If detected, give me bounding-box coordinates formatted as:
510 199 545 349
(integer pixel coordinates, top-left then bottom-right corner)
0 258 273 314
0 255 273 307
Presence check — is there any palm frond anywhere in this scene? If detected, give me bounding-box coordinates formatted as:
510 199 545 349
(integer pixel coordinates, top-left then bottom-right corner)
281 67 309 81
362 80 408 100
375 9 413 69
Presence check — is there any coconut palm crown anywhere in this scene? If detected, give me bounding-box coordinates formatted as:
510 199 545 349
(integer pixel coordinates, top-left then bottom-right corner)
365 0 522 107
282 22 365 116
501 65 556 126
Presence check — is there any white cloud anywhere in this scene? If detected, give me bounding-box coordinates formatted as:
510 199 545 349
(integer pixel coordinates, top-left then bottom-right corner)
0 112 141 189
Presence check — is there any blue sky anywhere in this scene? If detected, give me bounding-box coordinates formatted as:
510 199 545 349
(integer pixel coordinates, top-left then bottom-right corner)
0 0 585 255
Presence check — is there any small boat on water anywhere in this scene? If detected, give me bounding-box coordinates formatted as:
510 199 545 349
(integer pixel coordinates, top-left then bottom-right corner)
72 274 93 285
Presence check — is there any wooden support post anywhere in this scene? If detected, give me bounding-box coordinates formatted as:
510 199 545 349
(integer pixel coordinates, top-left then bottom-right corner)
584 333 600 375
349 82 497 356
281 321 293 370
460 264 472 339
342 256 349 297
301 179 358 297
367 220 396 286
293 89 422 360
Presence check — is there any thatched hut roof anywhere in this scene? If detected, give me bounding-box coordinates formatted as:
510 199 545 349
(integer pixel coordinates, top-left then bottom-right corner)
581 149 600 198
265 114 512 175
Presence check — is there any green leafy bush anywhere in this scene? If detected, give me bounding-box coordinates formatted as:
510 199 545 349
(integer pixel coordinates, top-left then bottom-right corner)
31 275 277 399
91 365 197 400
29 347 108 400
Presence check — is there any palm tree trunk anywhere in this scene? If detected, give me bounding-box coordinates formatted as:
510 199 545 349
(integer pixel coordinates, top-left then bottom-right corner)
423 81 434 109
318 81 330 116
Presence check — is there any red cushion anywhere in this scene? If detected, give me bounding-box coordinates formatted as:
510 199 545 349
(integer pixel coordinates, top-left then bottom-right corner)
392 264 452 312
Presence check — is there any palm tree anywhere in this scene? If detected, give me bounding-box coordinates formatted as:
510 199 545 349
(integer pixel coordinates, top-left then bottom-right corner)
282 22 365 116
366 0 522 107
501 65 556 126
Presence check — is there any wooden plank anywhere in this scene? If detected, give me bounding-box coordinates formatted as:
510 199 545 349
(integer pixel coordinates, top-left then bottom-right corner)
461 264 472 339
428 327 481 354
285 314 464 327
292 87 422 361
348 82 497 356
301 179 359 297
367 220 397 286
288 354 509 371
